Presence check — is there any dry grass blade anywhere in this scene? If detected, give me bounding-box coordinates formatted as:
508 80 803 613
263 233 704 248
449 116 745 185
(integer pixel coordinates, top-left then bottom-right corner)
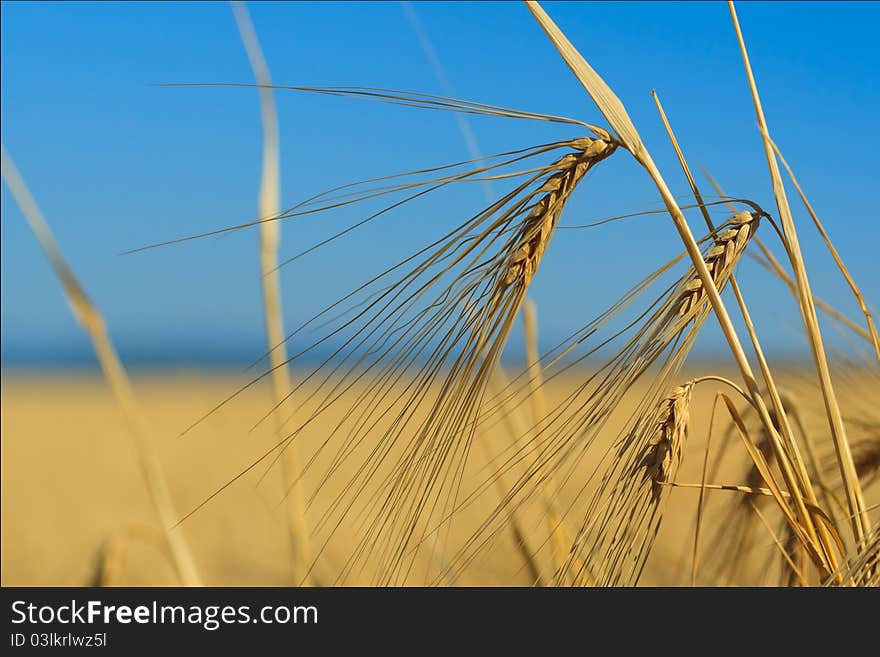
1 144 202 587
825 522 879 587
666 482 783 497
720 396 812 551
523 2 640 154
749 500 808 586
231 0 313 586
766 136 880 363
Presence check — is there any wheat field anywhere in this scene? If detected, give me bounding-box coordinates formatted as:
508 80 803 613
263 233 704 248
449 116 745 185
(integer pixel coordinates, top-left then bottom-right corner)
2 1 878 587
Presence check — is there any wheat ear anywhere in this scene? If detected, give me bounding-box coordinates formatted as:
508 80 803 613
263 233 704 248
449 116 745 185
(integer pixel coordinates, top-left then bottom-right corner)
644 383 694 500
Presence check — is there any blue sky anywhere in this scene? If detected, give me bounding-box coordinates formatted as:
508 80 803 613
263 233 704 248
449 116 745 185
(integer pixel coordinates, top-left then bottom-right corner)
2 1 878 367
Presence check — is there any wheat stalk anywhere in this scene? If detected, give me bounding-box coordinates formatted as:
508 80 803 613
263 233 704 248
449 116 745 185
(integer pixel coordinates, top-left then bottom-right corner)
651 90 846 577
1 144 202 587
727 0 869 545
766 137 880 363
231 0 313 586
520 299 590 584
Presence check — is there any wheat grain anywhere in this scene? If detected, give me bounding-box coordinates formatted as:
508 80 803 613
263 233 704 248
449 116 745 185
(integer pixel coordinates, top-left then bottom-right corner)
676 212 759 319
504 138 612 288
643 382 694 500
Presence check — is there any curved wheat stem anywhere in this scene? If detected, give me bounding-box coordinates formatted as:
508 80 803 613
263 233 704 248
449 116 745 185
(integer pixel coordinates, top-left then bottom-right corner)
1 145 202 587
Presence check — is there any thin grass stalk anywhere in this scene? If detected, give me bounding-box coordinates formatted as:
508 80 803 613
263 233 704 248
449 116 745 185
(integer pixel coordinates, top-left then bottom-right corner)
522 299 579 581
232 1 312 583
669 482 784 497
720 394 830 570
767 137 880 363
486 366 566 585
1 145 202 587
750 501 808 586
727 0 868 544
691 391 723 586
781 390 842 531
825 523 879 587
702 173 857 536
400 1 494 206
752 243 873 344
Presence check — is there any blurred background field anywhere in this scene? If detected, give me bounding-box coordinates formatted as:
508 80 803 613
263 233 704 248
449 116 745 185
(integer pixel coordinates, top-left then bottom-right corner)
3 368 876 586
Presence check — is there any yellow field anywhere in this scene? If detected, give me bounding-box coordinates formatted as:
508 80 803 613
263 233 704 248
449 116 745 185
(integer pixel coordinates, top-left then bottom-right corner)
3 369 875 586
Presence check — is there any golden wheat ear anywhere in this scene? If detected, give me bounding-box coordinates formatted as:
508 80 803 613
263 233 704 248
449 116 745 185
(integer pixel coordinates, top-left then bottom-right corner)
168 129 620 583
425 200 770 586
282 136 618 585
